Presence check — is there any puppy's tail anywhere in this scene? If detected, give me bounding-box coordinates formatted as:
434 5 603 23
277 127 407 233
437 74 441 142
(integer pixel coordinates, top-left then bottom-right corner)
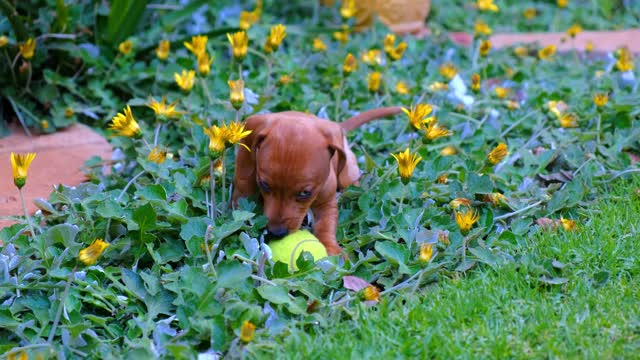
340 106 403 132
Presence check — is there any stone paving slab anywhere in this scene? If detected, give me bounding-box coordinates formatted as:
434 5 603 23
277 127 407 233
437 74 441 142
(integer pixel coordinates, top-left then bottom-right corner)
447 29 640 54
490 29 640 54
0 124 112 229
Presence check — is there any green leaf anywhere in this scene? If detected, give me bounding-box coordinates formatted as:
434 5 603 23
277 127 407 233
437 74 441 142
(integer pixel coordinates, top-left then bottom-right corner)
257 285 306 315
46 224 80 248
136 184 167 201
104 0 150 44
467 173 494 194
96 199 124 219
121 268 148 300
375 241 412 274
133 203 157 232
468 247 499 269
216 261 252 290
232 210 255 222
180 217 208 241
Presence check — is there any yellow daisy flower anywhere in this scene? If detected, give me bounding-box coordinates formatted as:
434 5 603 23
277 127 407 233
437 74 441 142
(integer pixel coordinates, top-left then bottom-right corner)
424 121 452 141
240 320 256 343
363 285 380 302
367 71 381 92
203 125 227 154
439 63 457 80
391 148 422 184
264 24 286 54
174 70 195 92
487 143 508 164
474 19 492 36
224 121 252 151
197 52 214 76
109 105 141 138
523 8 537 19
148 147 167 164
10 152 36 189
477 0 499 12
479 40 491 57
401 104 433 130
228 79 245 110
19 38 36 59
333 25 350 45
419 243 433 263
538 45 556 61
471 73 481 92
593 93 608 108
227 31 249 61
361 49 383 65
567 24 582 38
184 35 208 57
340 0 356 18
343 53 358 74
79 239 110 266
156 40 170 60
558 113 579 128
395 81 409 95
118 40 132 55
313 37 328 52
440 145 457 156
455 208 480 234
147 96 182 119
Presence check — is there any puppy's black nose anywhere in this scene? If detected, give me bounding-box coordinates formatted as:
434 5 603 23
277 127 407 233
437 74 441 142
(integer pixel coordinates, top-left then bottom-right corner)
267 226 288 238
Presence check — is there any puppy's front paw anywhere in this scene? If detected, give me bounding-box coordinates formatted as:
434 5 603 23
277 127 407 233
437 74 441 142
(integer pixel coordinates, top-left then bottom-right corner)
325 245 343 256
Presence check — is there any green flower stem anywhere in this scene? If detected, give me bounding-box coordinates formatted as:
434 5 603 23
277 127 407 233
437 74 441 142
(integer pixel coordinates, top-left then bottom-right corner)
48 265 77 343
461 235 468 264
250 274 278 286
382 62 391 105
116 170 145 202
203 225 216 275
200 77 213 108
494 200 544 221
221 149 227 213
500 110 539 138
596 112 602 144
19 187 35 236
380 267 426 296
210 159 217 220
264 56 273 95
153 123 162 146
3 48 16 86
104 53 120 80
334 75 345 120
398 183 407 213
25 61 32 91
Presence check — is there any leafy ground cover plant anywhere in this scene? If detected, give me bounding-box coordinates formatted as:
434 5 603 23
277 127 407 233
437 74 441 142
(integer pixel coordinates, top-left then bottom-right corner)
1 0 639 358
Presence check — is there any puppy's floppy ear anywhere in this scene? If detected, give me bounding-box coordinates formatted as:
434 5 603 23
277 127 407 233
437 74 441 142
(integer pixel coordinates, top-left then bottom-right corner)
316 121 359 190
232 114 275 202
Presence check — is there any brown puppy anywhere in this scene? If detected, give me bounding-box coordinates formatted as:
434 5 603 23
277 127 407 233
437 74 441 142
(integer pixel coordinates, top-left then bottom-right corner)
232 107 401 255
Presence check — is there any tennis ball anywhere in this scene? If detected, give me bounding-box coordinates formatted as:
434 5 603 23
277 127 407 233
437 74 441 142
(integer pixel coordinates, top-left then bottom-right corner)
269 230 328 271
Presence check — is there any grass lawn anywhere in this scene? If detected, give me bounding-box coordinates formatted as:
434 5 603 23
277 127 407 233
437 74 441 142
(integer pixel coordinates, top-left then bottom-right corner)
265 178 640 359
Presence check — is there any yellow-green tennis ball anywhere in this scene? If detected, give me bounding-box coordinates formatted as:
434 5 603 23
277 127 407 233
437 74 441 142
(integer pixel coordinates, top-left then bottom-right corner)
269 230 328 271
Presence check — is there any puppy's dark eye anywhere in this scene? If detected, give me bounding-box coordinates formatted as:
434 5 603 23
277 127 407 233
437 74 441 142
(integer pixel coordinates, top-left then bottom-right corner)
258 180 270 193
296 190 312 200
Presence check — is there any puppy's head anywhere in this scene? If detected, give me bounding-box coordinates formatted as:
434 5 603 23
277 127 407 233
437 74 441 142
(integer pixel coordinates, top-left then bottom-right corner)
247 113 346 237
